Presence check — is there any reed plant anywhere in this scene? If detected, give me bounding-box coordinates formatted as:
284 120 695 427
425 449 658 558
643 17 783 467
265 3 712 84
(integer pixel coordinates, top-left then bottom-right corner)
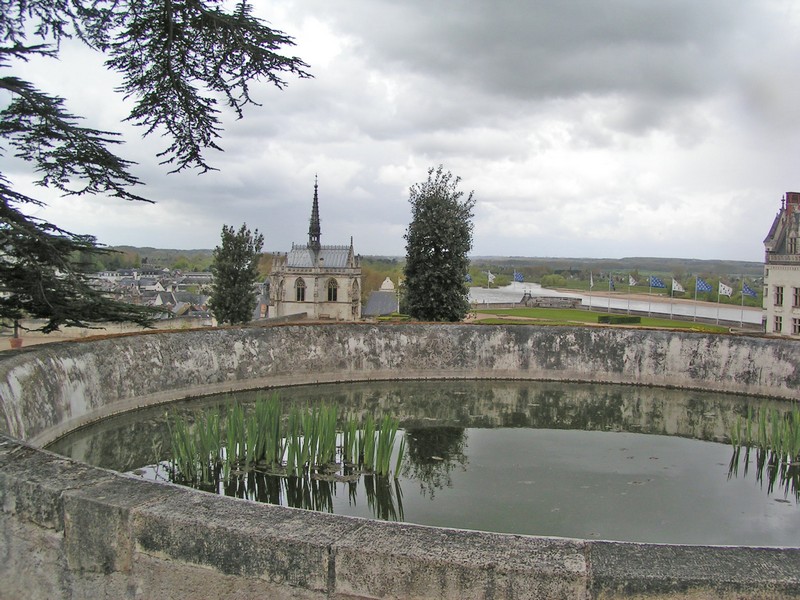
167 413 197 483
341 416 358 464
285 406 302 476
375 415 398 476
360 413 376 471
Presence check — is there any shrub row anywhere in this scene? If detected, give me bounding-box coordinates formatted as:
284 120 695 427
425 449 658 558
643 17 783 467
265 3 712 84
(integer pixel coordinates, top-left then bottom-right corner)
597 315 641 324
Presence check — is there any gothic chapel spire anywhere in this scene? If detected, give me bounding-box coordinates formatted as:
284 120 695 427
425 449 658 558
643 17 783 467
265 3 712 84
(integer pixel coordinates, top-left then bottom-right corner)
309 176 321 253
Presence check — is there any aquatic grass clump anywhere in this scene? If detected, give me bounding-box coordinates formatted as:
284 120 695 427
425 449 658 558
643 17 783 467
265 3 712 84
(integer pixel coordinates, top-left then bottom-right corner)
167 408 222 486
166 394 405 492
728 404 800 501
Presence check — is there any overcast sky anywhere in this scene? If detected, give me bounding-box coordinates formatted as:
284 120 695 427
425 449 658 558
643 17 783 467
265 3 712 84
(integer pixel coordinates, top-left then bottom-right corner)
9 1 800 261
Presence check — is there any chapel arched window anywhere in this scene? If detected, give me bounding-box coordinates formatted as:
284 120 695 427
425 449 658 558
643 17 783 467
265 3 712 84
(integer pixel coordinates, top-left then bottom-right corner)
295 278 306 302
327 279 338 302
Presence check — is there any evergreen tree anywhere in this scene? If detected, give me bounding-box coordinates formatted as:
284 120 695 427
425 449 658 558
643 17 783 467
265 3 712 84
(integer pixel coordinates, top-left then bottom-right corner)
403 166 475 321
210 224 264 325
0 1 309 333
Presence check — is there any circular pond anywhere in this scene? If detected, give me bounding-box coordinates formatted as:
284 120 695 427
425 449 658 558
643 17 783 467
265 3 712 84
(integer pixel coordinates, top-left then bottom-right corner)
49 380 799 546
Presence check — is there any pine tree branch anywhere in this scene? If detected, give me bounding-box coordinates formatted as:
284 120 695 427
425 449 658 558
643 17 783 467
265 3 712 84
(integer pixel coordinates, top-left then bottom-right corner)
0 76 150 202
0 0 308 331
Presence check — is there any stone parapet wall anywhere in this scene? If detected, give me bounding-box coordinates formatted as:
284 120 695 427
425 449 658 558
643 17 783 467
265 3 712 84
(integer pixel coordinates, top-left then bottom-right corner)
1 324 797 446
0 323 798 599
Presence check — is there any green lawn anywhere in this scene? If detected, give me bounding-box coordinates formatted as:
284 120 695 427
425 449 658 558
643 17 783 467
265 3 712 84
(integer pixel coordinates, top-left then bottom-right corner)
473 307 729 333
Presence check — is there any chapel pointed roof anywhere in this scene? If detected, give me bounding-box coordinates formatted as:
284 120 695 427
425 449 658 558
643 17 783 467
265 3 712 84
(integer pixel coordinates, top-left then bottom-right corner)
309 176 321 253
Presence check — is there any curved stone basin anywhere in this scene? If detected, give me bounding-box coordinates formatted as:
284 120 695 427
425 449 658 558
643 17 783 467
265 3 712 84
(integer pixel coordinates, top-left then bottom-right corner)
1 323 799 599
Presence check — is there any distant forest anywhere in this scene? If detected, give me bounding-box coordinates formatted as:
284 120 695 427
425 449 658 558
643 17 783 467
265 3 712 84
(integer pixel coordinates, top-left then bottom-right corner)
94 247 763 297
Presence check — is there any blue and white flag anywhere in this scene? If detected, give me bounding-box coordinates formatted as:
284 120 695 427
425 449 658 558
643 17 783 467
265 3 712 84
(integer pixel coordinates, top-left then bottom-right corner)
671 278 685 293
742 282 757 297
628 275 637 287
590 272 594 289
513 270 524 283
649 276 666 289
719 281 733 297
609 278 615 291
465 273 472 283
696 277 712 293
487 271 495 284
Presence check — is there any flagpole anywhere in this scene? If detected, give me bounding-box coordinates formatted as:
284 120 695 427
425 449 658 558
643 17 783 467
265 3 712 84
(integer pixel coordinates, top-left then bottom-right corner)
693 279 698 322
716 281 720 325
588 272 593 311
740 275 744 327
670 286 674 320
608 277 611 313
648 276 652 316
627 276 631 314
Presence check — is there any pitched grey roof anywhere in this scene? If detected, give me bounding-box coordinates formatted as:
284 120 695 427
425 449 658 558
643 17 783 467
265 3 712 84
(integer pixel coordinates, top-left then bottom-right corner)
363 291 398 317
173 291 208 305
285 243 353 269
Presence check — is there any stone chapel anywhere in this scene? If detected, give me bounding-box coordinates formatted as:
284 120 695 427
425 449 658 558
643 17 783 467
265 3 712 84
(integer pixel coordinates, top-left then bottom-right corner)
269 180 362 321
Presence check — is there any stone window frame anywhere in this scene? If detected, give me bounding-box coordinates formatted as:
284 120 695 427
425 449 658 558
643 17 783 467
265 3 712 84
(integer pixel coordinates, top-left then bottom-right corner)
774 315 783 333
327 278 338 302
774 285 784 307
295 278 306 302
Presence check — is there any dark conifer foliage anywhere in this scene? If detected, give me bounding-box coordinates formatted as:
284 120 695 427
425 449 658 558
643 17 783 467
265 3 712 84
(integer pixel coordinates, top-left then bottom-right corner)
403 166 475 322
210 223 264 325
0 1 309 333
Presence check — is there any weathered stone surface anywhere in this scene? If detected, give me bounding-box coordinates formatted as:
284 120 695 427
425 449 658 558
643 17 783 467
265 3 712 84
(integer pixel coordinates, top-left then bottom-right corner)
589 541 800 598
133 486 359 592
0 438 116 531
123 552 326 600
62 473 177 575
0 515 69 600
333 519 588 599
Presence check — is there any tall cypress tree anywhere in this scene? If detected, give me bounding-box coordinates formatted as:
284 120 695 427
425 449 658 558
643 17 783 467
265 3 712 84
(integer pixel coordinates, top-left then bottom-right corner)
209 224 264 325
403 166 475 322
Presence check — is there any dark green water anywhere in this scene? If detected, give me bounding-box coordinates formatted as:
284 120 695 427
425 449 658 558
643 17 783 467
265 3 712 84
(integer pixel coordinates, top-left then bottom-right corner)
48 380 799 545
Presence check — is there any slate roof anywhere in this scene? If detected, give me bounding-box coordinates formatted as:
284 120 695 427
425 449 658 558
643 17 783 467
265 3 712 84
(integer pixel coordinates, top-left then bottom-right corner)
173 291 208 305
764 194 800 253
363 291 398 317
285 243 353 269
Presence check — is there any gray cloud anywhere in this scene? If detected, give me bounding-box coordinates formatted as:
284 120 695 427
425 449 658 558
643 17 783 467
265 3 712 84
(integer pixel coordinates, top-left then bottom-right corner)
8 1 800 260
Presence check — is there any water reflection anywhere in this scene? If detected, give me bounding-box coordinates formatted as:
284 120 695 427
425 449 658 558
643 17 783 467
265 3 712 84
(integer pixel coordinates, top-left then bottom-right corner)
52 380 777 473
728 446 800 502
726 404 800 503
163 459 407 521
363 474 404 522
46 380 800 544
402 427 468 499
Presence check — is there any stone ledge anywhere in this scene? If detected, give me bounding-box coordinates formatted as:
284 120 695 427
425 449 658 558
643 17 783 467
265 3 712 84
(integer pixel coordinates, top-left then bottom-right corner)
588 541 800 598
331 519 588 599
